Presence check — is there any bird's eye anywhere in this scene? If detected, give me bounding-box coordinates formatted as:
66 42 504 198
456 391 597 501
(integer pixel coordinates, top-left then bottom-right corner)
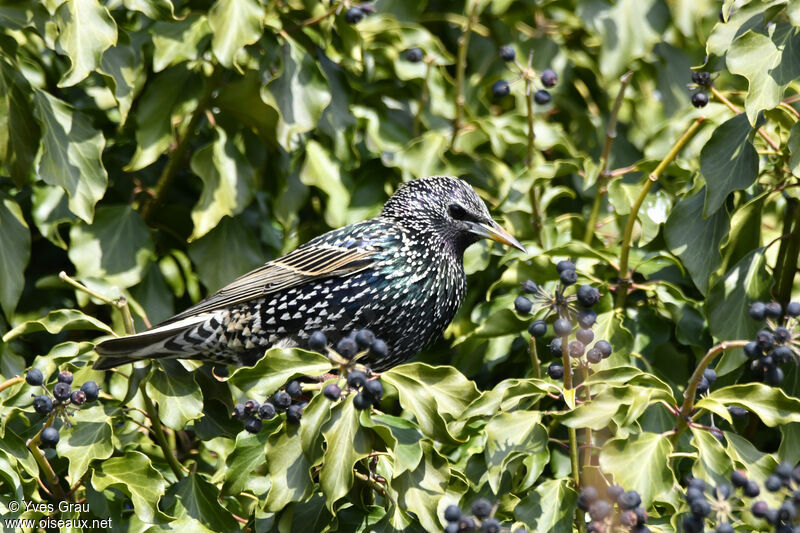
448 204 468 220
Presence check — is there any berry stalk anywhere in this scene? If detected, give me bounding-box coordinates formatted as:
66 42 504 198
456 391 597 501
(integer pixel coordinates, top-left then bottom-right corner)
583 71 633 244
524 76 543 238
59 271 136 334
0 375 23 394
615 116 706 310
26 420 68 500
670 340 749 446
709 86 780 151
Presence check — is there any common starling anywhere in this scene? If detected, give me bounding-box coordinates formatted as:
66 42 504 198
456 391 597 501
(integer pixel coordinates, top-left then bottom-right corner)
94 176 525 371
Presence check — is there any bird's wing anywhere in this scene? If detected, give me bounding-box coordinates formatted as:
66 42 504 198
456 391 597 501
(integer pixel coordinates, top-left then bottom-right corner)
163 242 379 323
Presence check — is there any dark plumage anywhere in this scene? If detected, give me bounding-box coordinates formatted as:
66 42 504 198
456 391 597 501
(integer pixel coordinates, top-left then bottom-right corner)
94 176 525 371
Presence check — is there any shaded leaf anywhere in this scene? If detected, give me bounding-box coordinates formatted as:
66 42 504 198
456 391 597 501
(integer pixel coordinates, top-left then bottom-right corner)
164 473 239 533
484 412 548 493
208 0 263 69
701 114 758 217
91 450 167 523
0 199 30 318
320 396 373 507
514 478 577 533
228 347 333 397
695 383 800 426
0 58 39 185
146 361 204 430
2 308 114 342
599 432 674 506
57 405 114 484
55 0 117 87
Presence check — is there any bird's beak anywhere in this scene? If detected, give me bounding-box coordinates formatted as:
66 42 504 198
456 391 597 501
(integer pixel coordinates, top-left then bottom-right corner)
467 220 527 253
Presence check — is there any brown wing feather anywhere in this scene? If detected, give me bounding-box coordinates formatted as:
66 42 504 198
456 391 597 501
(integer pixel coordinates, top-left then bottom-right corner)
162 244 377 324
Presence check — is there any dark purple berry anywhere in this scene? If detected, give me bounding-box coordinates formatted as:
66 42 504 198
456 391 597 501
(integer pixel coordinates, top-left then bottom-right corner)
765 366 784 385
756 329 774 350
499 45 515 62
731 470 748 488
586 348 602 363
353 391 372 410
233 404 247 420
273 391 291 410
547 363 564 379
576 328 594 345
540 69 557 87
691 71 711 86
691 92 708 108
576 285 601 307
690 498 711 517
244 399 259 415
703 368 717 386
560 269 577 286
774 326 791 343
589 499 611 520
405 48 423 63
444 504 461 522
765 474 782 492
336 337 358 359
548 337 562 357
749 301 767 320
618 490 641 510
370 339 389 358
775 462 793 480
80 381 99 402
514 296 533 315
244 417 262 433
556 260 575 273
528 320 547 338
286 380 303 398
752 500 768 517
553 318 571 337
70 390 86 405
345 7 364 24
25 369 43 386
258 402 276 419
57 371 73 385
53 382 71 402
594 340 612 358
347 370 367 389
471 498 492 519
765 301 783 319
744 480 761 497
577 309 597 328
364 379 383 401
323 384 341 401
40 427 59 448
744 341 761 359
534 89 551 105
33 395 53 415
308 331 327 352
492 80 510 99
606 484 624 501
522 280 538 294
355 329 376 349
286 404 303 423
577 486 598 510
786 301 800 317
481 518 501 533
568 340 585 357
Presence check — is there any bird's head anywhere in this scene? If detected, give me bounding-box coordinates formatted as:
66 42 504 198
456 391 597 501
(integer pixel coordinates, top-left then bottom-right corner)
381 176 526 256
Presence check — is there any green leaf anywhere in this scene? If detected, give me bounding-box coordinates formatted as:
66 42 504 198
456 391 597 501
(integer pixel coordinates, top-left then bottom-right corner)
100 44 143 125
695 383 800 426
91 450 167 523
706 248 770 343
560 385 673 431
2 308 114 342
164 474 240 532
299 140 351 228
665 188 730 294
599 432 674 506
0 199 30 318
208 0 263 69
264 425 314 511
190 128 256 240
33 89 108 223
690 426 732 488
0 58 40 185
122 0 177 21
261 37 331 150
390 441 449 533
514 478 577 533
146 361 204 430
484 412 548 493
221 429 270 496
320 396 373 507
57 405 114 484
789 121 800 178
700 114 758 217
55 0 117 87
228 347 333 397
364 413 424 474
727 25 800 125
151 13 212 72
68 205 155 288
707 0 787 56
381 363 480 444
188 216 264 293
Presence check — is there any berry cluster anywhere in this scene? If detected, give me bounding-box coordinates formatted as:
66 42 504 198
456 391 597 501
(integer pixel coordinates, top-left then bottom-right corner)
514 260 613 380
682 464 800 532
308 329 389 365
492 44 557 104
322 369 383 411
25 368 100 448
578 486 649 532
744 300 800 385
443 498 527 533
689 71 712 108
233 379 308 433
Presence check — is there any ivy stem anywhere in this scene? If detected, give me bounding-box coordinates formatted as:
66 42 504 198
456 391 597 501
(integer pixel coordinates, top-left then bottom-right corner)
670 340 749 446
141 67 222 222
354 470 395 505
578 363 592 482
709 86 780 151
524 77 543 238
0 375 24 394
583 71 633 244
140 376 187 479
450 0 479 150
559 321 582 521
528 337 541 379
59 271 134 335
413 59 433 137
27 419 68 500
774 197 800 306
615 117 706 310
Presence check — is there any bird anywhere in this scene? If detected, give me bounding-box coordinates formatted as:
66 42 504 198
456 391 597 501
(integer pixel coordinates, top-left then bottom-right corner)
93 176 525 371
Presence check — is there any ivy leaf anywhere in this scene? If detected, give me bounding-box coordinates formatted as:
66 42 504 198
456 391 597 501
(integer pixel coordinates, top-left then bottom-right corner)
228 348 333 398
0 199 30 318
57 405 114 484
320 396 373 507
727 25 800 125
789 121 800 178
514 478 577 533
190 128 256 240
263 425 314 511
363 413 424 475
665 188 730 295
690 426 732 488
146 361 204 430
701 114 758 217
164 474 240 533
68 205 155 289
122 0 177 21
484 412 548 493
390 441 449 533
99 44 142 125
2 309 114 342
599 432 675 506
221 429 270 496
0 58 39 185
695 383 800 426
152 13 212 72
299 140 351 228
33 89 108 223
55 0 117 87
208 0 263 69
706 248 770 343
91 450 167 523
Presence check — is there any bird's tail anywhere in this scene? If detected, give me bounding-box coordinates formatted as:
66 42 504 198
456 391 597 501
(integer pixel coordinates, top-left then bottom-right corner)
93 315 210 370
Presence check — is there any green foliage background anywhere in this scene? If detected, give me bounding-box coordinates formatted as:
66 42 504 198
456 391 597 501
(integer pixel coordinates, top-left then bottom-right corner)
1 0 800 531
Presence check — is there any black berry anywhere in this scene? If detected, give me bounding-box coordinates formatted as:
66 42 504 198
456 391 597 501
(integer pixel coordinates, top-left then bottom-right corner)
244 399 260 415
499 45 515 62
258 402 276 419
556 260 575 273
444 524 459 533
586 348 602 364
765 366 784 385
765 474 782 492
703 368 717 385
444 504 461 523
691 92 708 108
775 462 793 480
286 404 303 423
233 404 247 420
540 69 557 88
25 369 43 386
594 340 612 358
756 329 774 349
273 391 291 410
752 500 768 517
345 7 364 24
244 417 262 433
576 328 594 345
40 427 59 448
786 301 800 317
355 329 376 349
729 405 748 419
553 318 571 337
53 382 71 402
70 390 86 405
308 331 327 352
347 370 367 389
731 470 748 488
578 309 597 328
560 269 578 286
471 498 492 519
577 486 599 510
690 498 711 517
323 384 341 401
33 395 53 415
57 371 73 384
568 340 585 357
576 285 600 307
336 337 358 359
749 301 767 320
765 301 783 318
80 381 99 402
370 339 389 358
492 80 510 99
715 524 734 533
547 363 564 379
589 499 611 520
522 280 538 294
364 379 383 401
286 380 303 398
618 490 642 510
606 485 624 501
691 71 711 86
744 480 761 497
528 320 547 338
514 296 533 315
744 341 761 359
353 391 372 410
405 48 423 63
548 337 562 357
696 377 710 395
481 518 501 533
774 326 791 343
534 89 551 105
